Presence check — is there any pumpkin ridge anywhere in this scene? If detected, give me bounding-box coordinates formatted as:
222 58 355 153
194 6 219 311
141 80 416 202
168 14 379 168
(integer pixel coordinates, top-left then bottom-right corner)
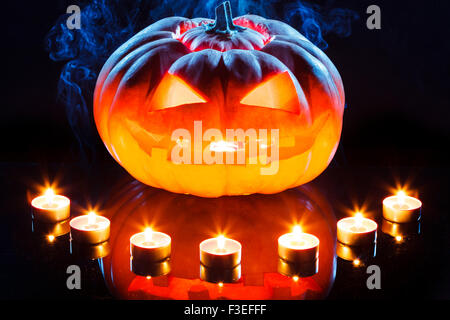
262 39 341 119
268 35 344 107
99 37 187 115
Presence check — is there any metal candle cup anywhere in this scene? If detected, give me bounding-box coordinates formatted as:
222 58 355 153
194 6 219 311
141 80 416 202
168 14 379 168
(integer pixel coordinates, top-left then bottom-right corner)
31 189 70 223
278 226 319 264
383 191 422 223
199 236 241 269
130 228 171 263
337 213 377 246
70 212 110 244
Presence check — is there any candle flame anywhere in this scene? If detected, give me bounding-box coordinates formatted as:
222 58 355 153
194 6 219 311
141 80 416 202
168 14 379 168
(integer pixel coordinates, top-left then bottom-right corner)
87 211 97 225
44 188 55 204
354 212 363 227
397 190 406 205
292 276 299 282
144 228 153 243
353 259 361 266
293 225 302 236
217 235 225 249
292 225 303 244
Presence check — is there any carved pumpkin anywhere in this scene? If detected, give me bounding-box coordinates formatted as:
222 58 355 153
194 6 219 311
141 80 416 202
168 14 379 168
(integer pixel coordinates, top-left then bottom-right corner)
100 178 337 299
94 1 345 197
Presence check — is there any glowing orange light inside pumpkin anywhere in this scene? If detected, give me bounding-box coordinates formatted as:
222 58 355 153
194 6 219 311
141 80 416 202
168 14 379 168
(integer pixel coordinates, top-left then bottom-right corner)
210 141 238 152
240 71 300 114
150 74 207 110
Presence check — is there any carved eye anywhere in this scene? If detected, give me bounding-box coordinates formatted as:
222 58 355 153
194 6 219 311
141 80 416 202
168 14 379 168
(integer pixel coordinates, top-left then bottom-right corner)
240 71 301 114
150 74 207 111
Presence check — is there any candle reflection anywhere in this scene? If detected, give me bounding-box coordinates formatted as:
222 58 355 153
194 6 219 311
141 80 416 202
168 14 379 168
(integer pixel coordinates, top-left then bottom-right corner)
99 180 336 300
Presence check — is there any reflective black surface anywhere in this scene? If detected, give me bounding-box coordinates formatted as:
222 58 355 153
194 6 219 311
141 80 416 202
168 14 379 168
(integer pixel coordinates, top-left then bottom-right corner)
1 163 449 299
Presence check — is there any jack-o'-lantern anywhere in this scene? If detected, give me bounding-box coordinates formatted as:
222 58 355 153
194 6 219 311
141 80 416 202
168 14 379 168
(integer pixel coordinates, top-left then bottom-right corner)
94 1 345 197
99 178 337 299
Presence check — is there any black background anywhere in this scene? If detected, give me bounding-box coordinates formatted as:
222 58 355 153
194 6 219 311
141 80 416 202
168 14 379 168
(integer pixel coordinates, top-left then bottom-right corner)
3 0 450 165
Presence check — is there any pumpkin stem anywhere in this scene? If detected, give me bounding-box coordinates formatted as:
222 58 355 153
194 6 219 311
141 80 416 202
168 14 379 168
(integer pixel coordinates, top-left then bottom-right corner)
205 1 245 36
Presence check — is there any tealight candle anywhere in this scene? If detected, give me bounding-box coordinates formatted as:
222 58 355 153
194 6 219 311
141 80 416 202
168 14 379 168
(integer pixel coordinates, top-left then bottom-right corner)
70 211 110 244
278 226 319 264
383 190 422 223
200 235 241 269
130 228 171 262
337 212 377 246
31 188 70 223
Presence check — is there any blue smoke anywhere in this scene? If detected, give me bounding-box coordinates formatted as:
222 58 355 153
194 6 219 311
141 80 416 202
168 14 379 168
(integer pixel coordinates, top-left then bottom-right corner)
46 0 358 157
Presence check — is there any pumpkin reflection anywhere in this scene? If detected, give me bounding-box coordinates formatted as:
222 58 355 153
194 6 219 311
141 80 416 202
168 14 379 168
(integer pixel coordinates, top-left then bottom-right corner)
100 179 336 299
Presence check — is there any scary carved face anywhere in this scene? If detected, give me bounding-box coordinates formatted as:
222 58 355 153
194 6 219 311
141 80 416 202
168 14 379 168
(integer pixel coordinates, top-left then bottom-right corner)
94 2 345 197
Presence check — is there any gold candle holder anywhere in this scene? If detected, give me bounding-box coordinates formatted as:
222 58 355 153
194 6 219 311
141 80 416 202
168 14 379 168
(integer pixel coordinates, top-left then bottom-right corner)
200 264 241 283
70 240 111 260
131 257 171 277
31 188 70 223
278 226 319 264
383 191 422 223
337 213 377 246
130 228 171 263
199 236 241 269
277 258 318 278
70 211 110 244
